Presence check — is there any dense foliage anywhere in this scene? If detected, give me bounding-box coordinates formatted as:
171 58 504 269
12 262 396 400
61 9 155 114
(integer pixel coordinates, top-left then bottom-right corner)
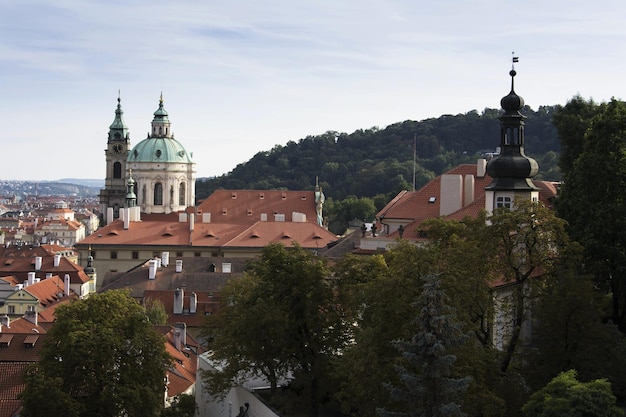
202 243 345 417
196 106 560 203
554 98 626 331
20 290 171 417
377 274 470 417
522 370 624 417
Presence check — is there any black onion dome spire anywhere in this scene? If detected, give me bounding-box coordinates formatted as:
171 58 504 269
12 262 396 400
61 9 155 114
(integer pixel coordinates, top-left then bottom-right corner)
500 69 525 112
485 64 539 191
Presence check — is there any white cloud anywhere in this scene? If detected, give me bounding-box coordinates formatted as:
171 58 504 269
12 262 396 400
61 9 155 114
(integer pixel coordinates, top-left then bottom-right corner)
1 0 625 180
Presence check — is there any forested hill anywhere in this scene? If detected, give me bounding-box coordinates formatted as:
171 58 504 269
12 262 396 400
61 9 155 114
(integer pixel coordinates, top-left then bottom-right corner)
196 105 560 202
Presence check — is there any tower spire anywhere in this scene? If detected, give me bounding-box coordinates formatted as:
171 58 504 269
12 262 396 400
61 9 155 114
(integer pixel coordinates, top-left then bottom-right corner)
484 59 539 207
108 91 130 142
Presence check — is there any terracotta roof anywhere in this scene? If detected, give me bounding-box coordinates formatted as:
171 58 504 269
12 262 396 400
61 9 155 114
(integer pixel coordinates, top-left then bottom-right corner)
100 256 242 298
0 332 44 362
377 163 558 239
80 212 337 251
197 189 320 224
223 221 337 249
155 326 203 398
23 275 72 308
0 252 89 285
144 290 221 327
0 362 29 417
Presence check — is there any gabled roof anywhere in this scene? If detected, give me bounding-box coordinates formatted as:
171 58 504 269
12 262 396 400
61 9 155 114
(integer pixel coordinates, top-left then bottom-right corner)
155 326 203 398
197 189 320 225
22 276 72 308
378 162 558 240
100 257 240 298
223 221 337 249
0 252 89 285
79 210 337 251
144 290 221 327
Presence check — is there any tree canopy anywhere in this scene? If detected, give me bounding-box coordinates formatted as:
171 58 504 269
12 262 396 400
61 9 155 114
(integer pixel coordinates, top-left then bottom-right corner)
202 243 345 417
522 370 624 417
20 290 171 417
555 98 626 331
196 106 560 203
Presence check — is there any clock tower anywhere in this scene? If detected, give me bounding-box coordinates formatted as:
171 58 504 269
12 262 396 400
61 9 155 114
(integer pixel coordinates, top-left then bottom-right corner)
99 93 131 224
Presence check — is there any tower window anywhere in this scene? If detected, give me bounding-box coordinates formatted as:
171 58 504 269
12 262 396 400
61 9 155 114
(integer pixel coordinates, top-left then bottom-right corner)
113 162 122 179
179 183 186 206
496 196 512 209
154 183 163 205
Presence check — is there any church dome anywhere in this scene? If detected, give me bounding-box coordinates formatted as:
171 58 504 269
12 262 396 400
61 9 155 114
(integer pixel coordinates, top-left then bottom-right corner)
128 136 193 164
127 95 194 164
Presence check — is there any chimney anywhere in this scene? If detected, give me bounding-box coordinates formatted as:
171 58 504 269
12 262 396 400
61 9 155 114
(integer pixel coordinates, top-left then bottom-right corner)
464 175 475 207
107 207 114 225
162 252 170 267
179 212 188 223
45 273 52 279
54 254 61 267
190 292 197 314
24 310 38 326
64 274 70 296
173 288 184 314
189 214 195 231
174 322 187 347
175 259 183 273
202 212 211 223
439 174 463 216
123 209 130 230
28 272 36 285
174 328 182 351
149 260 158 280
34 256 42 271
477 158 487 178
0 315 9 329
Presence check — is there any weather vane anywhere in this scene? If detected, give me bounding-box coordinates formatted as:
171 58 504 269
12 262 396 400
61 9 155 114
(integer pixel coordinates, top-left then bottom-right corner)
512 52 519 70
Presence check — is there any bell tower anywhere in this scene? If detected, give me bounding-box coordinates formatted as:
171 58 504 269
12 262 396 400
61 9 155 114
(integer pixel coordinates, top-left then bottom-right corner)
485 58 540 213
99 92 131 224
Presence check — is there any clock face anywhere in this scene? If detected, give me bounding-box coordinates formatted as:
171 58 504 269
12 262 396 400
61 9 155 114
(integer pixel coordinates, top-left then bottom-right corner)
113 143 124 154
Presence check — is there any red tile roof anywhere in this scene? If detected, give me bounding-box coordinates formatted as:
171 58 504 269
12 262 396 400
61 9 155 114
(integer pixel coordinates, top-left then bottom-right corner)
0 362 29 417
80 211 337 251
378 163 558 240
197 189 320 224
0 251 89 285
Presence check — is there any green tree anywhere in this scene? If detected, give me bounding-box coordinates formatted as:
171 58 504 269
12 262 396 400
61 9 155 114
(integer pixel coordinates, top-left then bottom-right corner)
333 250 425 417
377 274 471 417
161 394 197 417
552 95 601 175
487 199 571 374
145 297 168 325
203 243 345 417
20 290 171 417
522 370 624 417
555 99 626 331
527 241 626 401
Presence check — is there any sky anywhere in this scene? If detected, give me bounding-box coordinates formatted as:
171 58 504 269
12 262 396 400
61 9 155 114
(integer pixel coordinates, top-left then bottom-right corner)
1 0 625 181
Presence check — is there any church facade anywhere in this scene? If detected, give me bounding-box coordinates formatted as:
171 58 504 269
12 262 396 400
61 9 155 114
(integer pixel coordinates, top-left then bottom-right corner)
99 95 196 223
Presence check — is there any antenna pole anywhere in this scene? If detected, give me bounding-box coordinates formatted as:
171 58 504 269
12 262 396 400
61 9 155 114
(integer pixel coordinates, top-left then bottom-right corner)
412 133 417 191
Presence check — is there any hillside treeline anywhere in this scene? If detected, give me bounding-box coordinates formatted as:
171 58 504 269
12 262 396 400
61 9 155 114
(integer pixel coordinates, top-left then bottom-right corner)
196 105 560 203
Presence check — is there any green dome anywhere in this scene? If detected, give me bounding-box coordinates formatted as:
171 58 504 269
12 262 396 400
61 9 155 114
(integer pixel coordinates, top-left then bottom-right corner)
128 137 193 163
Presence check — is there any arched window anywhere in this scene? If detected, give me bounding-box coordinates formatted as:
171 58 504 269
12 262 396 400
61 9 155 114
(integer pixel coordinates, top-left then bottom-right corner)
154 183 163 205
113 162 122 179
179 183 186 206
